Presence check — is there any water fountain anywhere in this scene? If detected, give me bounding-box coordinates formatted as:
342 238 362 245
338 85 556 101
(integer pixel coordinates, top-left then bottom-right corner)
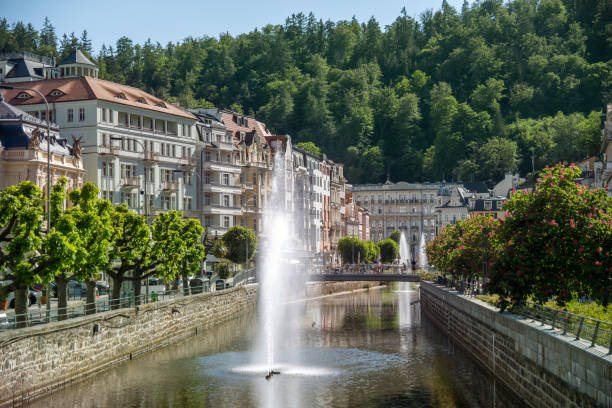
397 232 415 329
418 232 428 269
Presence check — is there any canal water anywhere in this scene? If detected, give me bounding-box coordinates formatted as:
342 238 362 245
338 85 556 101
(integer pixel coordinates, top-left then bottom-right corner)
29 286 520 407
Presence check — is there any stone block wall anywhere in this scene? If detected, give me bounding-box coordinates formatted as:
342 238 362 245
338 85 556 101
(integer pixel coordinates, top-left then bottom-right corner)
306 281 379 297
0 285 257 408
420 282 612 408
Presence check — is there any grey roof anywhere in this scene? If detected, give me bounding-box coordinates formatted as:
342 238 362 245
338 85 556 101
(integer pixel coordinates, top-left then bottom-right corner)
0 93 71 156
5 58 45 79
462 181 489 194
58 49 96 66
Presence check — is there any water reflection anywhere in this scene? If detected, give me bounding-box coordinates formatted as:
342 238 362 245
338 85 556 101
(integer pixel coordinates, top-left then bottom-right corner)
28 288 520 408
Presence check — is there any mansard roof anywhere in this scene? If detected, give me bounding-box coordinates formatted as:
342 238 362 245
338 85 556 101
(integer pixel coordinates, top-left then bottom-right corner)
58 49 96 66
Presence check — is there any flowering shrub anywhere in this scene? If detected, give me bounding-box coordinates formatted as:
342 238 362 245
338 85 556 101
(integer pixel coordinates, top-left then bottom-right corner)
488 164 611 310
426 215 499 282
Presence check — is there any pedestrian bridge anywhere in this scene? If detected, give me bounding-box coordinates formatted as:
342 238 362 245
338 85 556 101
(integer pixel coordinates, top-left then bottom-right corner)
308 272 420 282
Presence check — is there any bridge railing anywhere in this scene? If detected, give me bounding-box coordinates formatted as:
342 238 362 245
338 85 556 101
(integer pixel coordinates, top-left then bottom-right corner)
314 264 432 275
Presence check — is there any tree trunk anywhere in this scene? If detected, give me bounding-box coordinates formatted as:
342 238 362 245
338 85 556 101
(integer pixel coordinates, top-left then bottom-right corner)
182 272 189 296
14 286 29 328
133 272 142 306
110 276 123 310
56 276 69 321
85 280 96 315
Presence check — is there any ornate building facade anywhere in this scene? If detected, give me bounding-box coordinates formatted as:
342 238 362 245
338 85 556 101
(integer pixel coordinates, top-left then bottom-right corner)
0 91 84 193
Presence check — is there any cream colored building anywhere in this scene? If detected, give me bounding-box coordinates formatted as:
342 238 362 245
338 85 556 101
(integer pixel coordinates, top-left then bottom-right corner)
2 67 199 221
0 91 84 193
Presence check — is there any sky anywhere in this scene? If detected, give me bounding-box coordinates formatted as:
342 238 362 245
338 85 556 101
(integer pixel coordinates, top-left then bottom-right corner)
2 0 465 53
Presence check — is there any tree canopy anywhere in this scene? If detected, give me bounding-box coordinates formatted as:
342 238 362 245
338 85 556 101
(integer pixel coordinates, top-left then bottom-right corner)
2 1 609 185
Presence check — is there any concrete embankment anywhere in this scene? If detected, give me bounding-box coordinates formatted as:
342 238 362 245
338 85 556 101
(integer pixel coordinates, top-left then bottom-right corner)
0 280 377 407
420 281 612 408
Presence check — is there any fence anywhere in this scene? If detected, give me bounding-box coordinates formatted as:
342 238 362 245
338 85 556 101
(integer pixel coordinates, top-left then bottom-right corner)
0 274 257 331
432 273 612 354
513 301 612 354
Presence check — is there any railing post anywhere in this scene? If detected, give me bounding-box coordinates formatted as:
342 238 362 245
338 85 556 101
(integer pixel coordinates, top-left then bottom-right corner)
591 321 600 347
575 317 585 340
563 312 569 335
552 310 558 329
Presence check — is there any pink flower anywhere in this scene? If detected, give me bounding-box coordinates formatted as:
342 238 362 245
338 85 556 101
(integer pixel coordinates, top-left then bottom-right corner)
560 175 565 180
570 219 575 229
598 247 603 253
550 183 554 188
512 188 516 193
537 178 541 182
578 248 584 253
595 261 602 266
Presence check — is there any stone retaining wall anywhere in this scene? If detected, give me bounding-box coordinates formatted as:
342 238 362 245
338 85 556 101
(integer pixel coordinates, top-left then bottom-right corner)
420 282 612 408
0 285 257 408
306 281 379 297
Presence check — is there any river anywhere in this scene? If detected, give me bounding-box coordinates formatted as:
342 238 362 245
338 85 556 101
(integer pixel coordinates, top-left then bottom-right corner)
28 285 520 407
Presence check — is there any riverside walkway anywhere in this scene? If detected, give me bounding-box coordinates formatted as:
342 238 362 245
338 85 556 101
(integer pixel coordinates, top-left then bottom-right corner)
309 265 420 282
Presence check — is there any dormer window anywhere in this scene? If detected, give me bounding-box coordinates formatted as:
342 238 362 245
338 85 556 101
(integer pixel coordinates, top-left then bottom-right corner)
243 118 248 127
48 89 65 97
155 102 166 108
484 200 492 210
136 97 147 104
17 92 32 99
239 131 245 141
115 93 127 100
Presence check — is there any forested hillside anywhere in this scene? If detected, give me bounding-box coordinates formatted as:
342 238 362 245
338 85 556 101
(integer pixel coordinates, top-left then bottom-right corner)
1 0 610 185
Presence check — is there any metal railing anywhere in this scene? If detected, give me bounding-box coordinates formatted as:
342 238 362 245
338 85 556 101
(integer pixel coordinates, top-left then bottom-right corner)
0 275 256 331
433 273 612 354
512 302 612 353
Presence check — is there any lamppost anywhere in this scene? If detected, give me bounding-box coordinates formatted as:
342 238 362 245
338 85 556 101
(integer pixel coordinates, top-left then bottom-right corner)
1 84 52 320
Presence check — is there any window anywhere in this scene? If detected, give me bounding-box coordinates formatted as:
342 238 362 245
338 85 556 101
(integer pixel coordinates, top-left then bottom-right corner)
155 102 166 108
67 109 74 122
136 97 147 104
102 162 114 177
205 151 211 162
204 172 211 184
121 164 137 178
145 167 154 183
172 145 176 157
120 191 136 208
146 194 154 209
49 89 64 97
163 195 171 210
223 174 229 186
102 191 113 201
116 93 127 100
223 216 230 228
183 197 192 210
184 172 192 185
223 195 230 207
102 108 107 122
484 201 492 210
16 92 32 99
79 108 85 121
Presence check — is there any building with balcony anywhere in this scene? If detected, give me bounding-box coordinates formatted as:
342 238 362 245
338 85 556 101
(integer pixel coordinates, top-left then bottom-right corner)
351 181 440 259
292 146 329 257
190 108 242 237
2 72 199 220
344 192 370 243
0 90 84 192
220 110 272 235
328 161 346 264
434 184 469 234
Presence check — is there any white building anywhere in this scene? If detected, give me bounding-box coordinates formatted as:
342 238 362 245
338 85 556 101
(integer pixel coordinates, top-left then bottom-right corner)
3 59 199 219
190 108 242 236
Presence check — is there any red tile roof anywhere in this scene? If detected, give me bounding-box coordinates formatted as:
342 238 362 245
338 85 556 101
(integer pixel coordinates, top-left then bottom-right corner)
2 77 196 120
220 110 271 144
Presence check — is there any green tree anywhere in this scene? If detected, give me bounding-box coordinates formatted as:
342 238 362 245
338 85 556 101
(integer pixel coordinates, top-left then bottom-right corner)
222 226 257 266
337 236 367 264
377 239 399 264
388 229 402 244
489 164 612 310
65 184 114 314
295 141 322 157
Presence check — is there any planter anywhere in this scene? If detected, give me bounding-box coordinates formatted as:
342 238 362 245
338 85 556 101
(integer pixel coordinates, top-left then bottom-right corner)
40 295 47 305
0 299 7 310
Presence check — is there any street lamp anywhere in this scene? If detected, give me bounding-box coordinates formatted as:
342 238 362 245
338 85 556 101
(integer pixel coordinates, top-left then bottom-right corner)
1 84 52 320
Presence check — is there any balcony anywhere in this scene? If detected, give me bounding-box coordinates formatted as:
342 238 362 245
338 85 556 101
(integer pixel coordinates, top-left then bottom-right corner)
99 145 118 156
202 160 241 173
161 181 179 191
242 183 254 190
202 183 241 193
179 157 197 168
143 151 159 162
122 177 140 187
203 203 242 216
242 205 263 214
